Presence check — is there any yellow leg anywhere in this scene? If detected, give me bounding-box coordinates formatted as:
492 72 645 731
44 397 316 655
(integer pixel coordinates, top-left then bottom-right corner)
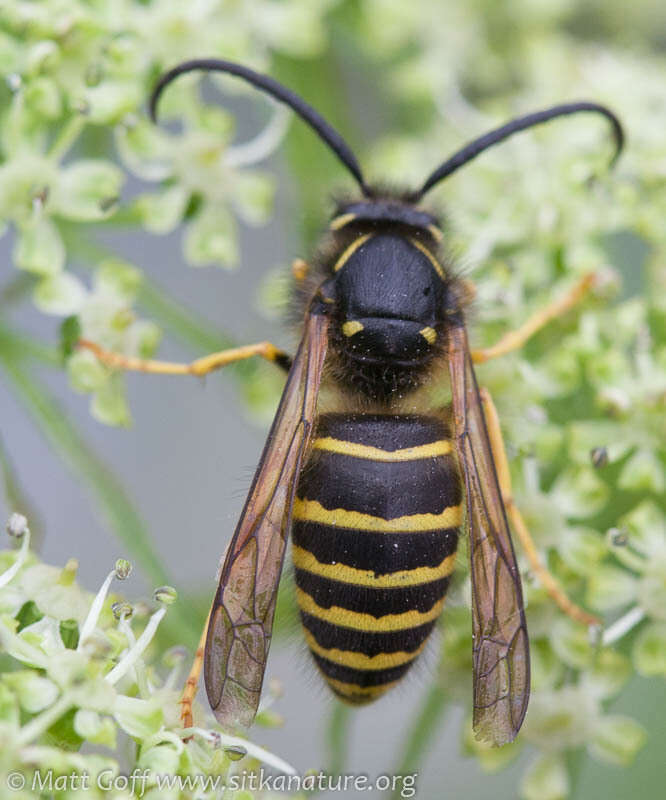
479 386 599 627
180 605 212 729
78 339 292 376
472 272 597 364
292 257 309 281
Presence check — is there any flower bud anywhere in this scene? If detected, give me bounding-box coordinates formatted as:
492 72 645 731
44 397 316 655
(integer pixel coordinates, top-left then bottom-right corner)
111 601 133 620
153 586 177 606
114 559 132 580
590 446 608 468
6 512 28 539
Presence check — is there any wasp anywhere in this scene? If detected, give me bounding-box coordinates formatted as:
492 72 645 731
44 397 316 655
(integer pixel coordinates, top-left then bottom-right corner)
81 59 623 745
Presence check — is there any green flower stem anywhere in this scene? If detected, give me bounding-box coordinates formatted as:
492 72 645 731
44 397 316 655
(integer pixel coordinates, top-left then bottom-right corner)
0 274 34 309
48 114 87 163
15 692 75 747
182 728 297 775
118 615 150 698
326 702 351 779
391 685 448 799
0 348 197 646
78 568 117 649
105 606 166 685
0 618 49 669
0 323 60 367
0 436 45 551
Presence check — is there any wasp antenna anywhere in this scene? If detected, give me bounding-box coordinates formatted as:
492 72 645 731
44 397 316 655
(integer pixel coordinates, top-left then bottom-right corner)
149 58 370 195
416 101 624 199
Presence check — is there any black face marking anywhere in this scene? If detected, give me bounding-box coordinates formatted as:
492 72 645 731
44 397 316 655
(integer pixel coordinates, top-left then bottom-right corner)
328 232 447 398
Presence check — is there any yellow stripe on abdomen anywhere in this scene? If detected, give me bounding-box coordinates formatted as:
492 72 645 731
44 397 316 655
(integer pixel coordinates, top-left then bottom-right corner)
296 588 446 631
303 630 426 670
293 498 463 532
326 677 401 703
292 546 457 588
311 436 452 461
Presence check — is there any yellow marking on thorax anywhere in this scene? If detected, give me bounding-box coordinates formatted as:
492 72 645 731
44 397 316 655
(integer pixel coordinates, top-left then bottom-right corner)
409 237 444 280
419 326 437 344
292 546 457 588
304 630 426 670
296 589 446 631
293 498 463 532
330 212 357 230
311 437 451 461
333 234 373 272
427 224 444 242
341 320 364 337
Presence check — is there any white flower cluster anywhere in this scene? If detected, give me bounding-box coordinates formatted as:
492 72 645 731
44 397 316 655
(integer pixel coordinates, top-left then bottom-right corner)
0 0 340 424
0 513 292 799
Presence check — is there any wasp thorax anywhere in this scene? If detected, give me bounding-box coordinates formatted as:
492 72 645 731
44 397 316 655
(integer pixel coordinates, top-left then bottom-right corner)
333 233 446 369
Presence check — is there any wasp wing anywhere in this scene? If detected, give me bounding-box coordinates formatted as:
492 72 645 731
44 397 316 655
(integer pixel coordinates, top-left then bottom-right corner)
448 322 530 745
204 310 328 728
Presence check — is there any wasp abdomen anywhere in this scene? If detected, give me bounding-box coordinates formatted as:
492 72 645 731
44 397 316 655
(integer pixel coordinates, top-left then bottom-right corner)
293 413 462 704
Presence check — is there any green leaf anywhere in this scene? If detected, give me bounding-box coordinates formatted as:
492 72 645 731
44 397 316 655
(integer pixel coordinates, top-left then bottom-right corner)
44 707 84 752
59 619 80 650
15 600 44 631
59 315 82 360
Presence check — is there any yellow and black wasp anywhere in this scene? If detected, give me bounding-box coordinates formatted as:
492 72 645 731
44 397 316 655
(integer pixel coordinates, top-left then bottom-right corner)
82 59 623 745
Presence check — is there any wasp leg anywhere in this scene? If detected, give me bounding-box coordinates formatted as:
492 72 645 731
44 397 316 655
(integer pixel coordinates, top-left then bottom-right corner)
180 606 212 729
77 339 293 375
292 257 309 281
472 272 597 363
479 386 600 626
